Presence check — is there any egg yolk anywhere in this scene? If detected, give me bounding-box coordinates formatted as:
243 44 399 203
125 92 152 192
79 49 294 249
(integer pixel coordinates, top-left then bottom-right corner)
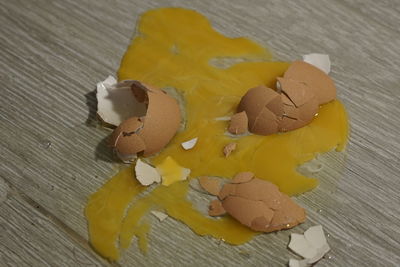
85 7 348 261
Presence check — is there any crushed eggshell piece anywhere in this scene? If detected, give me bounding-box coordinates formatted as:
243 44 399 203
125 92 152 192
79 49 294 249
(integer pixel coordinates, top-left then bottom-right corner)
96 76 147 127
208 199 226 216
223 143 237 157
199 177 221 196
214 116 231 121
181 137 198 150
288 225 330 265
134 158 161 186
302 53 331 74
156 156 191 186
228 111 248 135
151 211 169 222
206 173 305 232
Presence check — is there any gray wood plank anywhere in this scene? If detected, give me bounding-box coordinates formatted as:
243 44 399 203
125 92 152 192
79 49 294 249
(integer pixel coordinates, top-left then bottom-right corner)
1 0 400 266
0 178 107 267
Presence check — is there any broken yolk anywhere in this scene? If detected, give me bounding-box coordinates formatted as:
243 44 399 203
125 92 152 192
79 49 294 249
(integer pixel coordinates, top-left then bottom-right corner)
85 7 348 261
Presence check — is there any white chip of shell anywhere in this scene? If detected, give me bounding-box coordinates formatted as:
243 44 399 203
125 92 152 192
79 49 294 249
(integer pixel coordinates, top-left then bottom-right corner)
302 54 331 74
134 158 161 186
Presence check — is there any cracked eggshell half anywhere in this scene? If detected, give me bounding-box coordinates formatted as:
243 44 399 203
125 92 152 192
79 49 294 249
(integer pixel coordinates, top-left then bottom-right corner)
284 61 336 105
237 85 283 135
96 76 147 127
109 81 181 160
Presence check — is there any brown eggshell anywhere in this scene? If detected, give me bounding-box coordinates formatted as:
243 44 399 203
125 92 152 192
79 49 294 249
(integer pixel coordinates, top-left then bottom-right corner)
199 176 221 196
218 183 236 200
264 194 306 232
228 111 248 135
212 176 306 232
277 78 315 108
284 61 336 105
231 172 254 184
208 200 226 216
223 143 237 158
251 107 279 135
238 85 282 136
222 196 274 228
109 117 146 160
133 81 181 157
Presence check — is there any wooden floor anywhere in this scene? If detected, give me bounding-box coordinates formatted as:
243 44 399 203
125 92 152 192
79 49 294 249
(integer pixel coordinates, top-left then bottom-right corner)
1 0 399 266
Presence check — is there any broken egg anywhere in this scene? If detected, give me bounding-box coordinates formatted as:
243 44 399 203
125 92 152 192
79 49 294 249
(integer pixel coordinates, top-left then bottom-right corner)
109 81 181 161
199 173 306 232
288 225 330 265
151 211 168 222
284 61 336 105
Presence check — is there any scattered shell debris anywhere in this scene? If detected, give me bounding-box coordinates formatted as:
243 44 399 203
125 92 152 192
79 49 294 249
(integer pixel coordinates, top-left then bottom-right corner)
157 156 191 186
199 173 306 232
134 158 161 186
108 80 181 161
181 137 198 150
223 143 237 157
233 56 336 136
288 225 330 266
199 176 221 196
151 211 169 222
302 53 331 74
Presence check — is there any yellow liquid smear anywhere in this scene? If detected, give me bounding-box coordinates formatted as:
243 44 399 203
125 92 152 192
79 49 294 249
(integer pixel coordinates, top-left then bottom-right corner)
86 7 348 261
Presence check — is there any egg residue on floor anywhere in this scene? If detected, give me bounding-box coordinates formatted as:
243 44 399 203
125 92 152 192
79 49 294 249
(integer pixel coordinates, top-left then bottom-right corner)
85 7 348 261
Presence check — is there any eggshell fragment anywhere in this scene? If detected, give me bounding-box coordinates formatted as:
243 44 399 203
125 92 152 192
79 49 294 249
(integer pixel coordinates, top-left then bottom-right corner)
302 53 331 74
109 117 145 162
223 142 237 157
237 85 283 135
134 158 161 186
109 80 181 161
208 173 306 232
208 199 226 216
96 76 147 127
156 156 190 186
288 225 330 265
181 137 198 150
284 61 336 105
199 176 221 196
228 111 248 135
276 77 319 131
231 172 254 184
151 211 168 222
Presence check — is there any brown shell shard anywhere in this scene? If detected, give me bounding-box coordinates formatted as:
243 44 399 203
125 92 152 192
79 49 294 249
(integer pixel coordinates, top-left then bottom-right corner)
199 176 221 196
208 200 226 216
223 143 237 157
277 78 315 108
251 107 279 135
218 183 236 200
231 172 254 184
228 111 248 135
222 196 274 229
284 61 336 105
265 95 284 117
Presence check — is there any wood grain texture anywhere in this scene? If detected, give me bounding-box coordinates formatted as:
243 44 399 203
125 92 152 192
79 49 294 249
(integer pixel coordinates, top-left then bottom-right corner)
1 0 399 266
